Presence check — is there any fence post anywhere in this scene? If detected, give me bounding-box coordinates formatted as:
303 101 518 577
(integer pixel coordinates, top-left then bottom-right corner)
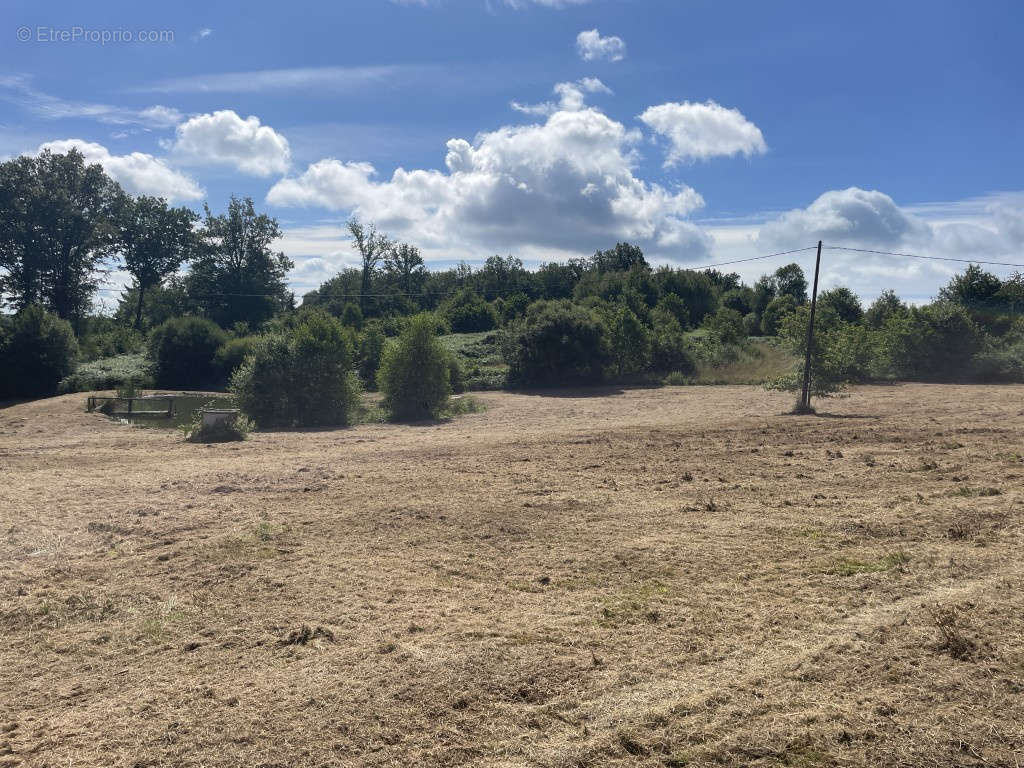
799 240 823 411
128 398 133 415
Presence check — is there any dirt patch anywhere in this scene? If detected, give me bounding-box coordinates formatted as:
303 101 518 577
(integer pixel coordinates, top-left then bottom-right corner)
1 384 1022 766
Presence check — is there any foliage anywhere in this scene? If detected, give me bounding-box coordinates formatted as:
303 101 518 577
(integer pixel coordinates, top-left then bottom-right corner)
608 306 651 376
116 195 198 328
187 197 294 328
818 286 864 324
443 288 499 332
79 324 144 361
232 310 360 427
503 300 610 386
148 316 228 389
864 289 907 329
59 353 153 394
347 218 393 315
357 324 387 387
705 307 747 345
377 313 453 420
875 302 983 381
0 149 122 325
0 305 79 399
182 412 253 443
214 336 259 384
341 303 364 329
650 310 696 374
760 295 797 335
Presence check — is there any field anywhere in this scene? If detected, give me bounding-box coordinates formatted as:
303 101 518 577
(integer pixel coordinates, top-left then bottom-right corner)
1 384 1023 767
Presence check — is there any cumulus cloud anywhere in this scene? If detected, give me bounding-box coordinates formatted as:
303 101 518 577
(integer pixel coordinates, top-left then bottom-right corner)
268 102 709 258
576 29 626 62
758 188 931 249
511 77 612 116
639 101 767 165
168 110 290 176
37 139 203 202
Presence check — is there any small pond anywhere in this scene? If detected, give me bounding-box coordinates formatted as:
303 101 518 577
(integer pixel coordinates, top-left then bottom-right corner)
93 394 236 429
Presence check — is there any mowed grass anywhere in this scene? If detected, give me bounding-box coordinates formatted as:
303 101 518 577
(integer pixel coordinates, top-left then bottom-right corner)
0 383 1022 767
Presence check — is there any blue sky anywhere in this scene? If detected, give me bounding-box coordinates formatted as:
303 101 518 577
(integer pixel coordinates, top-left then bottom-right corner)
3 0 1023 306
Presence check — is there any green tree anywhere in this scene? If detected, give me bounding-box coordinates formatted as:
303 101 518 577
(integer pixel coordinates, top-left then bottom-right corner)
347 218 392 315
443 288 498 332
864 289 907 329
503 300 610 386
0 149 121 326
116 195 198 329
760 295 798 335
232 310 360 427
706 307 747 345
608 306 651 376
0 305 78 399
377 314 452 420
817 286 863 324
188 197 293 328
383 242 426 296
148 316 228 389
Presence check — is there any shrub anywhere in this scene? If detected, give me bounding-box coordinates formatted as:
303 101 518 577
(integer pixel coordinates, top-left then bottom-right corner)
760 295 797 336
443 288 498 333
972 339 1024 382
214 336 259 384
357 324 387 388
378 314 452 420
650 311 696 374
875 302 983 381
0 306 78 399
608 306 651 376
232 310 360 428
79 326 144 361
503 300 610 387
655 293 690 329
341 303 364 329
182 412 254 443
706 307 747 345
148 317 228 389
58 353 154 393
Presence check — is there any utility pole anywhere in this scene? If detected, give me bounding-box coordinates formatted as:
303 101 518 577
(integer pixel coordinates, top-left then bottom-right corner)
799 240 823 412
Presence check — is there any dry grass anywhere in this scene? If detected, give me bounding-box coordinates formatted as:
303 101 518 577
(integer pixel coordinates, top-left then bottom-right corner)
1 383 1023 767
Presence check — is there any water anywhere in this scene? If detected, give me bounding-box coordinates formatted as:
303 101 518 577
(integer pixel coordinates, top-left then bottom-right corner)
101 394 236 429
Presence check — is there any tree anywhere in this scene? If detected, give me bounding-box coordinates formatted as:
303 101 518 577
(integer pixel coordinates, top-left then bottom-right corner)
817 286 863 325
864 289 907 329
503 300 610 386
188 197 293 328
383 241 426 297
0 305 78 399
443 288 498 332
378 314 452 420
147 316 228 389
117 195 198 329
706 307 747 345
938 264 1003 311
232 310 360 427
772 263 808 304
347 218 393 315
608 306 651 376
0 149 121 327
591 242 648 273
760 295 798 336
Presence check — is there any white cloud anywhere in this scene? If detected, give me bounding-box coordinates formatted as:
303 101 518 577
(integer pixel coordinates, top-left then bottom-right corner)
37 139 203 202
0 75 182 128
753 188 1024 301
639 101 767 165
511 77 612 116
193 27 213 41
268 101 709 259
168 110 290 176
576 29 626 62
134 65 421 94
758 188 931 249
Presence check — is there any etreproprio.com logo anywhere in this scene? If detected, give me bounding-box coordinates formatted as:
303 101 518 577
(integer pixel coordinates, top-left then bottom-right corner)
17 26 175 44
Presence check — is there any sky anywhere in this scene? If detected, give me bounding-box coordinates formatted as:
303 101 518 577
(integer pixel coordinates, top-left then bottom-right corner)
3 0 1023 308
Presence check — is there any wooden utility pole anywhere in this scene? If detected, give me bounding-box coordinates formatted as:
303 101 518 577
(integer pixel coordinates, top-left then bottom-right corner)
799 240 823 411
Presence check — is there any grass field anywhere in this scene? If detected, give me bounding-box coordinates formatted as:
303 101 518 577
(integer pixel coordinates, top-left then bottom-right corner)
1 384 1023 766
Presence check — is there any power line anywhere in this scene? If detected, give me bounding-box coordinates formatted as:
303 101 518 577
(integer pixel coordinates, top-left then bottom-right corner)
822 245 1024 269
689 246 818 271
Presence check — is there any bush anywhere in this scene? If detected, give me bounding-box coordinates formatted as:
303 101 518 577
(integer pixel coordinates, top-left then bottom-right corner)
503 300 610 387
971 340 1024 382
875 302 982 381
79 326 144 362
232 310 361 428
357 324 387 387
608 306 651 376
182 412 253 443
443 288 498 333
341 303 363 329
0 306 78 399
650 311 696 374
148 317 228 389
760 295 797 336
58 353 154 393
378 314 452 420
214 336 259 384
706 307 747 345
